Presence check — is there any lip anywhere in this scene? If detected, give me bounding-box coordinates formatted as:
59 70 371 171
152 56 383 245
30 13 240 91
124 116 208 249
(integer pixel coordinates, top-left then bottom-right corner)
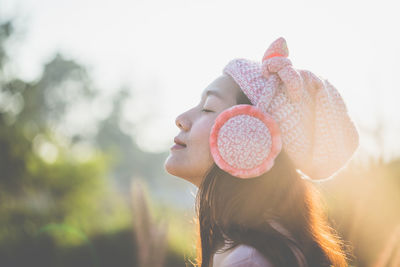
170 143 186 150
174 136 186 146
171 136 187 150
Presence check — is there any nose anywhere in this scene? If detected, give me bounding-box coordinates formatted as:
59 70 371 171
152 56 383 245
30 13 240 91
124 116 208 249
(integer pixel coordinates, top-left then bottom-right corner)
175 112 191 131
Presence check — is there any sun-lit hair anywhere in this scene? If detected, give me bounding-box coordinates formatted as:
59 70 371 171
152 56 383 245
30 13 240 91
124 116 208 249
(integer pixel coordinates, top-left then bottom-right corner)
191 89 355 267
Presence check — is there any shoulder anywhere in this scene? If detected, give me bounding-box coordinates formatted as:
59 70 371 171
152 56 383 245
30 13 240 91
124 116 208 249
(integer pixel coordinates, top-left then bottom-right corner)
216 244 275 267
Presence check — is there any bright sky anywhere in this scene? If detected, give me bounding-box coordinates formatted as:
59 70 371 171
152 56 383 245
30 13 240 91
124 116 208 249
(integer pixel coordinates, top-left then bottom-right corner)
1 0 399 160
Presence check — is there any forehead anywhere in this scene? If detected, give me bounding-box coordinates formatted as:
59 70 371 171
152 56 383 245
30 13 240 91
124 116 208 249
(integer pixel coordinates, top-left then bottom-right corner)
201 74 241 101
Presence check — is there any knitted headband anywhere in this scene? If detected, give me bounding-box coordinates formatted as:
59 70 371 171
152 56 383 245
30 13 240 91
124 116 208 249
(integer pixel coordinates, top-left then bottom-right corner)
209 37 359 181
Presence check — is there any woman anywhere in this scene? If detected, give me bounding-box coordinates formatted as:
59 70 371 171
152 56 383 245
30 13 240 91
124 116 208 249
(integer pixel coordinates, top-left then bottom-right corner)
164 37 359 267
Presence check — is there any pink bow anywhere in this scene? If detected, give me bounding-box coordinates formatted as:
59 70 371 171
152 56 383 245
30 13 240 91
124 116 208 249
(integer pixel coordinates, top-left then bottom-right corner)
261 37 323 103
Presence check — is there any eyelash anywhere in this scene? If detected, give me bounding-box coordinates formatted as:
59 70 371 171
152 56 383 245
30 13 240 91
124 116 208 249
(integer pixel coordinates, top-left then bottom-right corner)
201 109 214 113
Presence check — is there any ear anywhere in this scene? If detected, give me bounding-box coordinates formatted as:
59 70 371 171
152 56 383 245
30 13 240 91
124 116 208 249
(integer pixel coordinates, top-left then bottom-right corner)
209 104 282 179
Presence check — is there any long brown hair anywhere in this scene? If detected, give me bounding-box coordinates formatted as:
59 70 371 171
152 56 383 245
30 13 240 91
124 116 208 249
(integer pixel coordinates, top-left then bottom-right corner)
192 89 355 267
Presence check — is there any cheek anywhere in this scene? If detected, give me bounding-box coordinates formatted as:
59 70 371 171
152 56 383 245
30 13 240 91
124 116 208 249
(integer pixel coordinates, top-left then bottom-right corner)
164 116 217 182
190 116 216 149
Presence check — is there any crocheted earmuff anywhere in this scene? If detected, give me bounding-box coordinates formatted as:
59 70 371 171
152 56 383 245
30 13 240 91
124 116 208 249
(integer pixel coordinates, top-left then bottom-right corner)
209 40 289 179
209 100 282 179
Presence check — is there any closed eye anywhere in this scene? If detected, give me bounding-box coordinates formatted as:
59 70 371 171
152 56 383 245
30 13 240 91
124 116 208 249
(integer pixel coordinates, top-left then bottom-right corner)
201 109 214 113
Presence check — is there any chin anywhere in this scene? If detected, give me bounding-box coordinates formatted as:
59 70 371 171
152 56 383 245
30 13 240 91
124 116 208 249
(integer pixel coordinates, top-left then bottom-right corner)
164 155 183 177
164 157 200 185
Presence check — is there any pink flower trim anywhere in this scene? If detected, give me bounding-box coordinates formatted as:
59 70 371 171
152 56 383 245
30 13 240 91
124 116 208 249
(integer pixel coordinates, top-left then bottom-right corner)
209 104 283 179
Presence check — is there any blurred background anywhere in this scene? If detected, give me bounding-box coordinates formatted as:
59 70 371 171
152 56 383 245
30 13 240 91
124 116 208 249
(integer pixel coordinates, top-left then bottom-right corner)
0 0 399 266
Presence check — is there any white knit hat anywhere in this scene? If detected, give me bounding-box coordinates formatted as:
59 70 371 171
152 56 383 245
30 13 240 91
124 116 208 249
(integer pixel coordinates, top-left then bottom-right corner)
209 37 359 181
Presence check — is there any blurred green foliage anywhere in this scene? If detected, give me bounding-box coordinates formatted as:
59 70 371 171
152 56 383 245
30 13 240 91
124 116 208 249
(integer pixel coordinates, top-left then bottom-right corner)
0 18 191 267
0 18 135 266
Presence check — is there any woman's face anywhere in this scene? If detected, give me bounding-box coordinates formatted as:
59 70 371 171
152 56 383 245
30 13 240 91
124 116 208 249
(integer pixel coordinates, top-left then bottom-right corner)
164 74 241 187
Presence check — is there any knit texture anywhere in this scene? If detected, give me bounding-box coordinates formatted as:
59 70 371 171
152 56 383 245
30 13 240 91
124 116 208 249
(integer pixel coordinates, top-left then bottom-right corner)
219 37 359 180
210 104 282 178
